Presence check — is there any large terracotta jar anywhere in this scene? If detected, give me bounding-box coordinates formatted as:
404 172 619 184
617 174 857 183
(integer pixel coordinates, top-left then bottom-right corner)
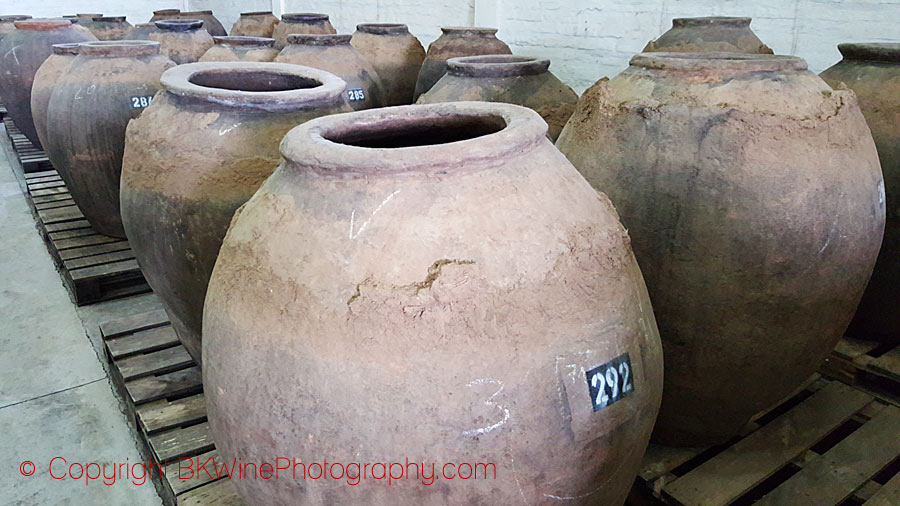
120 62 350 366
85 16 132 40
821 43 900 342
230 11 279 37
62 17 97 37
272 13 335 49
556 53 885 446
125 23 158 40
414 26 511 100
30 43 81 152
419 55 577 141
0 15 30 40
199 36 278 62
644 17 773 54
179 10 226 36
0 19 95 149
276 34 384 110
203 101 664 505
149 19 214 64
350 23 425 106
46 41 174 237
150 9 181 22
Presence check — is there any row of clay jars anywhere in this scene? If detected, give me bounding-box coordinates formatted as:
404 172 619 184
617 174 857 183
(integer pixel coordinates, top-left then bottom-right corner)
120 63 352 364
0 19 96 149
555 52 884 446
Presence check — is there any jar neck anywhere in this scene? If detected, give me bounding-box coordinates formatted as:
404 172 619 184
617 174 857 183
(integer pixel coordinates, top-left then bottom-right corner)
282 13 329 24
672 16 751 28
78 40 160 57
286 34 350 46
837 43 900 64
52 42 82 55
356 23 409 36
213 36 275 48
448 55 549 78
155 19 203 32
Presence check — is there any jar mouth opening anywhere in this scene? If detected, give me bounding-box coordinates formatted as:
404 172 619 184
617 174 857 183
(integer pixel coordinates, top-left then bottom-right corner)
155 19 203 31
356 23 408 35
631 52 807 72
282 13 330 23
448 55 550 77
79 40 160 57
93 16 127 22
287 33 351 46
837 43 900 63
280 102 547 175
52 42 84 55
14 20 73 31
0 15 31 22
241 11 274 16
213 36 275 47
672 16 751 27
161 62 347 110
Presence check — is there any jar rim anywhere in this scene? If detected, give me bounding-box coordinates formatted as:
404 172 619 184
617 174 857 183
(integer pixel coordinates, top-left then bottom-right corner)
286 33 351 46
672 16 752 27
154 19 203 31
441 26 498 35
447 55 549 77
282 13 330 23
356 23 409 35
51 42 84 55
240 11 274 16
213 36 275 47
837 43 900 63
93 16 127 22
78 40 160 57
14 19 73 31
0 15 31 22
631 52 807 72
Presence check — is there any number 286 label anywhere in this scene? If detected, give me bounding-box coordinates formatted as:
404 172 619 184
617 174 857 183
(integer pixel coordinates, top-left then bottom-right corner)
130 95 153 109
586 353 634 412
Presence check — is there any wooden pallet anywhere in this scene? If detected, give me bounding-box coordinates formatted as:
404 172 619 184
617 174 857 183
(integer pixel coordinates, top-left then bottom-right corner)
3 116 51 172
633 377 900 506
101 310 243 506
22 170 150 305
820 336 900 406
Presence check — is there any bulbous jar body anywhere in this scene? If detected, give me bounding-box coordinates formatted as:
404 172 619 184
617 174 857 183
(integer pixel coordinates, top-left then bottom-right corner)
556 53 885 446
179 10 226 36
821 43 900 342
46 41 175 237
272 13 335 49
149 19 214 64
0 20 96 149
199 36 278 62
125 23 158 40
63 17 97 37
30 43 81 152
419 55 578 141
351 23 425 105
149 9 181 22
414 26 511 100
120 62 351 366
203 102 664 506
86 16 132 40
644 17 773 54
230 11 278 37
0 15 30 41
276 34 384 110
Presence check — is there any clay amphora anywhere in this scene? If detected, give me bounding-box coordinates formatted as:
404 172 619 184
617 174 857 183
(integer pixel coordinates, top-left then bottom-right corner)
556 53 885 445
85 16 132 40
120 62 351 366
644 17 773 54
276 33 384 110
821 43 900 342
46 41 174 237
230 11 279 37
179 10 226 36
30 43 81 153
351 23 425 105
149 19 214 64
199 36 278 62
419 54 577 141
203 101 664 505
0 19 96 149
272 13 335 49
414 26 511 100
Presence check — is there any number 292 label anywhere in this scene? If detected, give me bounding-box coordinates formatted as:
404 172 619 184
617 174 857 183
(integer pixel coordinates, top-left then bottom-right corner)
586 353 634 412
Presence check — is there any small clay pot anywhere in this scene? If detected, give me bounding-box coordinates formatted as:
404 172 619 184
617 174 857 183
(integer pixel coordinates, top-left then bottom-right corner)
0 15 31 41
821 43 900 342
419 55 578 141
230 11 279 37
351 23 425 106
179 10 226 36
149 19 214 64
120 62 351 365
30 43 82 152
46 41 175 237
86 16 132 40
414 26 511 100
124 23 158 40
644 17 773 54
200 36 278 62
150 9 181 22
276 33 384 110
272 13 335 49
0 19 96 149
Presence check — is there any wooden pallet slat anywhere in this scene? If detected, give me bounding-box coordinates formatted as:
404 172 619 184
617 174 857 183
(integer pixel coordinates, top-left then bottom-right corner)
117 345 194 381
150 422 216 463
821 336 900 406
106 325 179 360
164 450 226 496
177 477 243 506
101 309 170 338
865 473 900 505
126 366 202 406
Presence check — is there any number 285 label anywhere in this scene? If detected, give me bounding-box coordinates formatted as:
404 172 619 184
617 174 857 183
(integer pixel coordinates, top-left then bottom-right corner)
586 353 634 412
347 88 366 102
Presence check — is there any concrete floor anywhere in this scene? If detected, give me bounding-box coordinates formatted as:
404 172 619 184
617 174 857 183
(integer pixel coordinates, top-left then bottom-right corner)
0 136 162 505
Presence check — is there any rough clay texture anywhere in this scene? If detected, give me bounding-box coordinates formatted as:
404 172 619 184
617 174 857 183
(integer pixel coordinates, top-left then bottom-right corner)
0 26 96 149
419 71 578 141
414 32 511 100
46 52 175 237
275 43 385 110
556 60 885 445
202 105 664 505
149 29 214 64
86 20 133 41
199 44 278 62
120 92 351 365
30 52 78 152
230 13 279 38
180 12 227 37
351 30 425 106
124 24 158 40
821 56 900 341
643 21 773 54
272 20 336 49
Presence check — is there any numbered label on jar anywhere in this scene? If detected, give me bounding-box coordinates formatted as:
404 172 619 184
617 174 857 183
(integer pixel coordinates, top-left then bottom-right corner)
347 88 366 102
586 353 634 412
130 95 154 109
